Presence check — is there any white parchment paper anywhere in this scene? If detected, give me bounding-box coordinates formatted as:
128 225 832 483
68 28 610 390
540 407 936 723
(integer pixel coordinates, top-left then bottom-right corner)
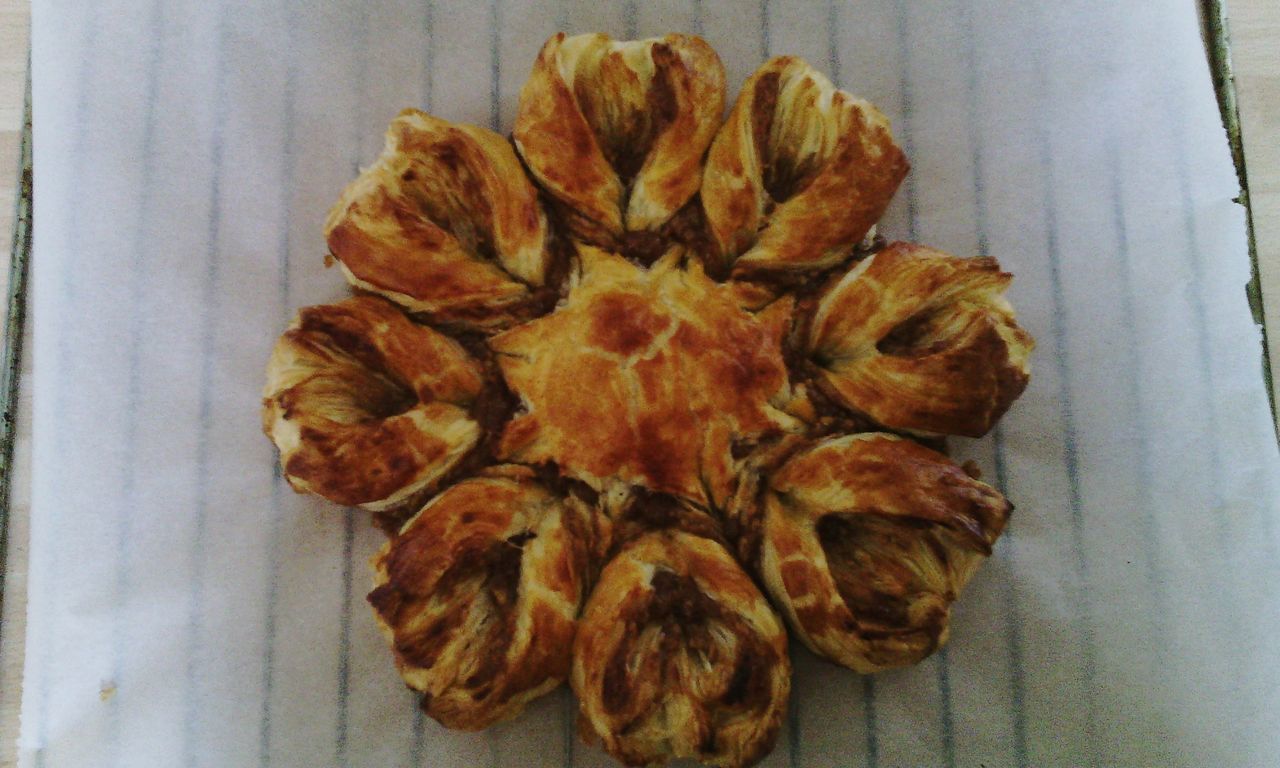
21 0 1280 766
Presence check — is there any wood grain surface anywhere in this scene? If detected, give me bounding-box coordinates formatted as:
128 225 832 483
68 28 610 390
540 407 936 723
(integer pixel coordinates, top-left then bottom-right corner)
0 1 1276 765
1231 0 1280 431
0 0 30 763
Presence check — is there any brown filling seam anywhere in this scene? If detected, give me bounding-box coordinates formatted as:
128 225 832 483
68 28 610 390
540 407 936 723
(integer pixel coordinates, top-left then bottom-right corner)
600 567 778 734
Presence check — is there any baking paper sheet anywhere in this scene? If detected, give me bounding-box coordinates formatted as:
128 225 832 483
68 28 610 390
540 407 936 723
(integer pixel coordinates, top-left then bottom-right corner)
20 0 1280 765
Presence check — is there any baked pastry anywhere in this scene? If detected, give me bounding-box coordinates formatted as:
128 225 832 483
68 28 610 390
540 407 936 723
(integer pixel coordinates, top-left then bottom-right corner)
491 245 802 509
701 56 909 278
367 466 600 729
325 109 553 331
514 33 725 250
806 241 1034 436
736 433 1010 673
262 296 483 513
573 527 789 767
263 31 1037 768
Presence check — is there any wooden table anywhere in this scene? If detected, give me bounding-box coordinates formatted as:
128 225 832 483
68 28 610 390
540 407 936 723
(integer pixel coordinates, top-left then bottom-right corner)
1232 1 1280 432
0 3 1277 765
0 1 31 763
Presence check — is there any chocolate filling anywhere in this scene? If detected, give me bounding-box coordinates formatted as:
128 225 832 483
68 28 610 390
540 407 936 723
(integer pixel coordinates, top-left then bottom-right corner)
617 229 670 267
748 70 822 206
816 513 948 641
523 186 579 308
609 489 728 556
369 528 534 700
664 197 719 266
749 72 780 181
571 43 680 192
400 142 501 267
874 307 967 359
290 309 421 422
602 568 774 711
768 244 949 455
876 310 938 356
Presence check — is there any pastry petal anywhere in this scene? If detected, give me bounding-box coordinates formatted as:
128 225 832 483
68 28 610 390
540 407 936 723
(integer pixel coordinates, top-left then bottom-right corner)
738 433 1010 673
325 109 552 331
262 296 483 512
514 33 725 246
573 527 789 768
368 466 600 729
702 56 908 276
807 242 1034 437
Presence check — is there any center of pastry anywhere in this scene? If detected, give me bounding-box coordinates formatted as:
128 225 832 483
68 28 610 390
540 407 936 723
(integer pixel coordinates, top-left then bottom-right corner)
586 291 672 356
490 246 801 509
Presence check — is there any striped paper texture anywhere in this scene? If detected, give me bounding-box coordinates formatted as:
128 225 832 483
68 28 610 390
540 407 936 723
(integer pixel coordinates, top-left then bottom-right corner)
21 1 1280 766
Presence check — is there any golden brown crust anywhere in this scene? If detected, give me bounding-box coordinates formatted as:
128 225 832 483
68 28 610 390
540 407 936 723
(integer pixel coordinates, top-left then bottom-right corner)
806 242 1035 437
324 109 552 331
701 57 908 277
259 33 1041 765
367 466 599 730
514 33 726 247
572 529 789 768
491 246 802 509
262 296 484 511
742 433 1010 673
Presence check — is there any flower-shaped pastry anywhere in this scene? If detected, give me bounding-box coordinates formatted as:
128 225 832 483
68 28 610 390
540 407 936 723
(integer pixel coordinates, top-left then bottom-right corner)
263 32 1035 768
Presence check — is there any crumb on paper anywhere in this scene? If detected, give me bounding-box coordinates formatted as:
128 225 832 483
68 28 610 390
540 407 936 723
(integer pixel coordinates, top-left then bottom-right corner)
99 680 117 702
